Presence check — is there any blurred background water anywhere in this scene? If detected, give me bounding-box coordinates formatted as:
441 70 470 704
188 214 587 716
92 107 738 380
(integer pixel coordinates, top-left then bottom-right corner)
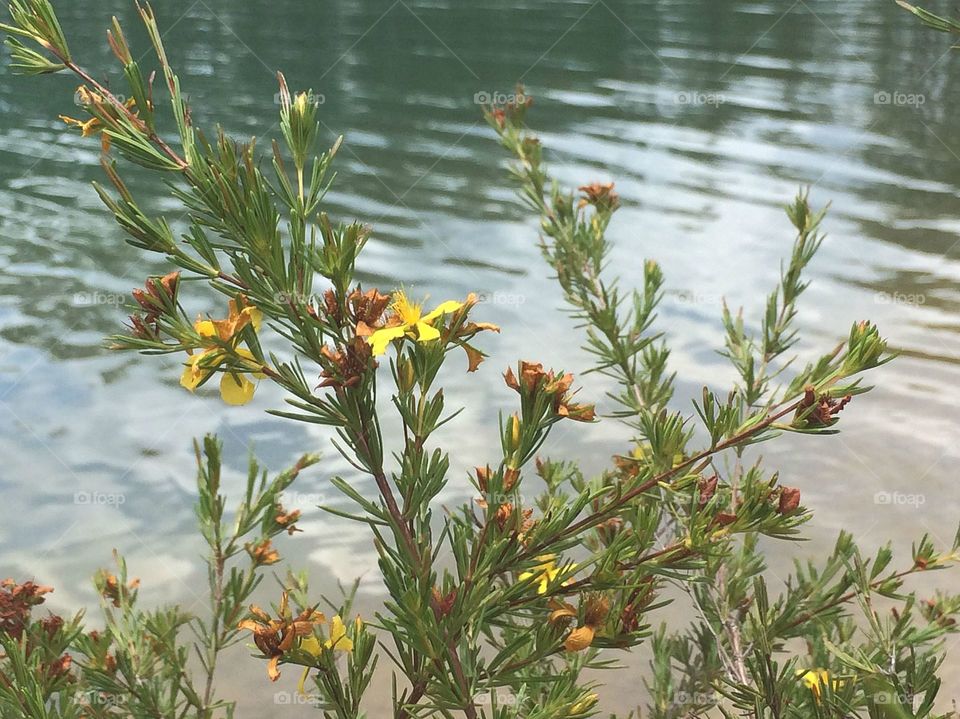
1 0 959 713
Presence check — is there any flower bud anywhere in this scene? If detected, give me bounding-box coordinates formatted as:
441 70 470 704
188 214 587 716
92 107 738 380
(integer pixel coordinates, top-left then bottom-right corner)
570 693 599 714
503 413 522 454
398 356 416 393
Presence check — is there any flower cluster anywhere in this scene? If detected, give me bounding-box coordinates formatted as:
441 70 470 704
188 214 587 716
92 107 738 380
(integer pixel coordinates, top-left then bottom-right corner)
180 296 265 405
504 361 596 422
238 592 358 687
0 578 53 640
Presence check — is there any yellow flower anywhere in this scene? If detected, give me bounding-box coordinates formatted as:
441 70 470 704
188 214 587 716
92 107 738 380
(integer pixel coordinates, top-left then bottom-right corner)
325 615 354 653
798 668 844 702
60 89 138 152
366 291 462 356
296 614 355 696
195 298 263 341
60 114 101 137
237 593 324 683
180 297 265 405
519 555 574 595
181 347 265 405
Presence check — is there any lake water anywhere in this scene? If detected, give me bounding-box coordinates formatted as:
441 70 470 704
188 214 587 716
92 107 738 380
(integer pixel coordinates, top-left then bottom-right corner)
1 0 959 714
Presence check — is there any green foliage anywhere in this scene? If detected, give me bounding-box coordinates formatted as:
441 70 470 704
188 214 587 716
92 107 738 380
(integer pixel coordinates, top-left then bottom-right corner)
0 2 958 718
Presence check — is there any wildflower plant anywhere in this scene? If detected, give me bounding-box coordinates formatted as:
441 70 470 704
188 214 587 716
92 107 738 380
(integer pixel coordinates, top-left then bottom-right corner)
1 1 959 718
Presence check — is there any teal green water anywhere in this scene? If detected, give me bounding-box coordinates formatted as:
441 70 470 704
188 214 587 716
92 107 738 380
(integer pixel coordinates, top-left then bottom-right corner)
2 0 960 712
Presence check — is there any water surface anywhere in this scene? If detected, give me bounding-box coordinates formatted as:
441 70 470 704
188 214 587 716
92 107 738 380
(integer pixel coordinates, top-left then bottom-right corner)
1 0 959 713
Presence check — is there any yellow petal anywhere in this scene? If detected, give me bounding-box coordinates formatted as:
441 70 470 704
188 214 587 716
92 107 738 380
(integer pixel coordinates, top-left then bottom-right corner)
325 615 353 653
299 635 322 657
234 348 267 378
421 300 463 323
548 602 577 624
367 325 408 356
245 306 263 332
180 356 203 392
298 667 312 697
220 372 256 405
415 321 441 343
180 350 218 391
195 317 218 338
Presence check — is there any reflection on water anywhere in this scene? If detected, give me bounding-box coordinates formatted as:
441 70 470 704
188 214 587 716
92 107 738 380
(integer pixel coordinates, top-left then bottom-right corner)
2 0 960 712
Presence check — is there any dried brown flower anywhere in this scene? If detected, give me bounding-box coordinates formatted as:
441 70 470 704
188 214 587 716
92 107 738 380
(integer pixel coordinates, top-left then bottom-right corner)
274 506 302 535
238 592 324 681
246 539 281 566
795 386 853 428
348 287 391 337
504 361 596 422
0 578 53 639
578 182 620 212
319 336 375 390
698 475 719 508
431 587 457 620
778 486 802 514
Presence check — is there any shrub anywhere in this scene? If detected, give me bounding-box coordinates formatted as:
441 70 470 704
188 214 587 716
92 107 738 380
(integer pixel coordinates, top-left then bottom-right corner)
1 2 958 717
